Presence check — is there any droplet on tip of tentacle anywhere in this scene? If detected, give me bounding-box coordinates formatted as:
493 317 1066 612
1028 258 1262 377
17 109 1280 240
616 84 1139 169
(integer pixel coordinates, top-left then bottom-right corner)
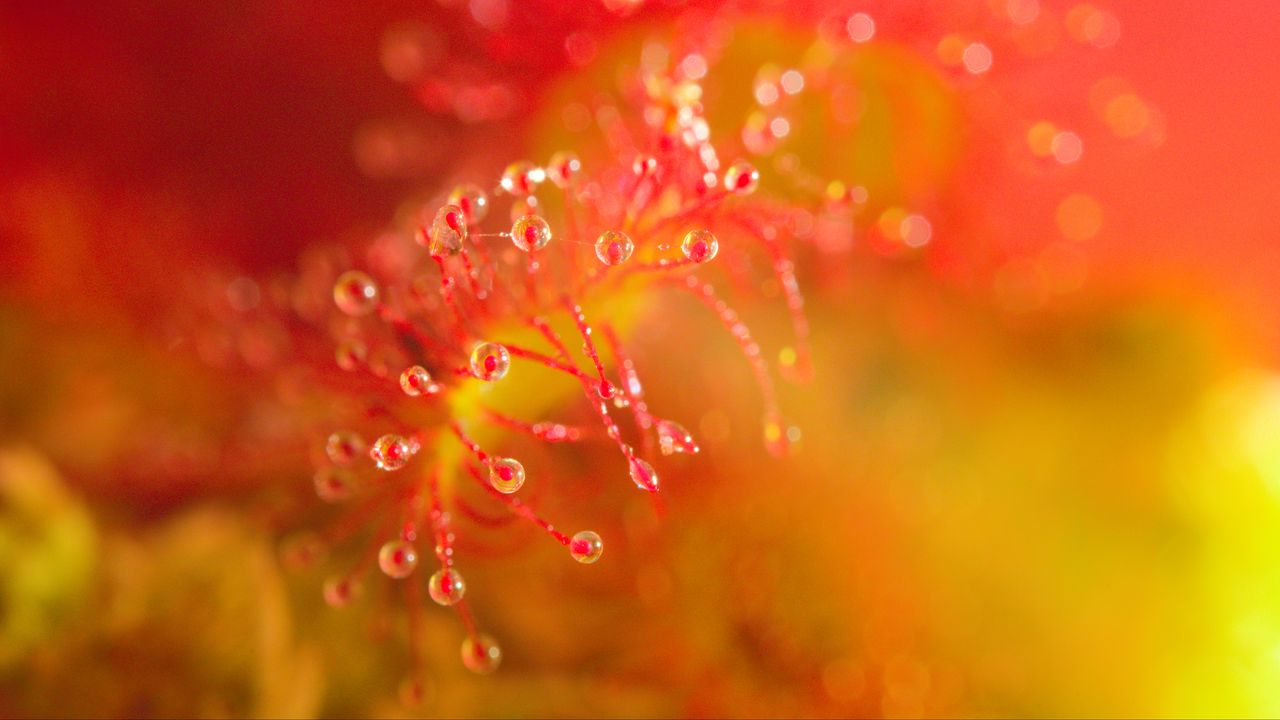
314 467 356 502
461 633 502 674
325 430 367 465
489 457 526 494
422 204 467 257
370 433 418 471
469 342 510 381
378 539 419 578
724 161 760 195
428 567 467 605
510 214 552 252
569 530 604 563
547 151 581 188
656 419 699 455
333 270 379 316
594 230 634 266
447 183 489 223
500 161 545 197
628 456 660 492
322 575 361 607
399 365 438 396
681 229 719 263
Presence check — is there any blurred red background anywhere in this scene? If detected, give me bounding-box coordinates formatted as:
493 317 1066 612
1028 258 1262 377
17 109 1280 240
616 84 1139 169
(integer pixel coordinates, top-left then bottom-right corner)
3 2 1280 718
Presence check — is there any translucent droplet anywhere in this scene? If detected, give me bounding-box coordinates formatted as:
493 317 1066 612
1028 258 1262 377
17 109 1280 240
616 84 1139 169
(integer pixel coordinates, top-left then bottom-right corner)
428 567 467 606
629 456 660 492
461 633 502 674
314 467 356 502
399 365 437 396
333 270 379 316
594 230 634 266
569 530 604 564
335 338 367 371
469 342 510 381
322 575 360 607
423 204 467 257
447 183 489 223
371 433 418 471
325 431 366 465
681 229 719 263
723 161 760 195
500 161 545 197
656 419 699 455
488 457 525 494
378 539 419 578
510 214 552 252
547 151 581 188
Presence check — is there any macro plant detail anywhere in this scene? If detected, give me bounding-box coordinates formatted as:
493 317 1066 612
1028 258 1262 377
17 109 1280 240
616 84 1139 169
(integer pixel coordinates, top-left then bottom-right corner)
274 44 828 679
220 0 1150 691
18 0 1274 717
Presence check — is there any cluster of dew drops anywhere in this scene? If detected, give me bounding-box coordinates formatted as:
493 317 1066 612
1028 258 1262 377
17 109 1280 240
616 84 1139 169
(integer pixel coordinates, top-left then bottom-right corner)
261 3 1161 700
289 39 826 685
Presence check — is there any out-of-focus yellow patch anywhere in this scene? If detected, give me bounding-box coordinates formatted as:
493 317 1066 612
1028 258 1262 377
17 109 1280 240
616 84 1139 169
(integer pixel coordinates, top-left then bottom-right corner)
0 446 95 669
529 19 962 213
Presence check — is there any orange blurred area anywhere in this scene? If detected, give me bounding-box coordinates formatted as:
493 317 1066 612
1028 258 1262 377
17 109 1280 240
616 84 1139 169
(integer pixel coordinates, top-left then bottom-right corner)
2 2 1280 718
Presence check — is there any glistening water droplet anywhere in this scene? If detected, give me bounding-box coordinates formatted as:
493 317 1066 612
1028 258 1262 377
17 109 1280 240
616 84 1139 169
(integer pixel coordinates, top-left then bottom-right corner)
569 530 604 563
724 161 760 194
594 230 635 266
378 539 419 578
510 214 552 252
469 342 510 381
500 161 545 197
333 270 379 316
399 365 437 396
428 567 467 605
461 633 502 674
656 419 699 455
371 434 417 471
629 456 660 492
547 151 581 188
681 229 719 263
489 457 526 493
424 204 467 257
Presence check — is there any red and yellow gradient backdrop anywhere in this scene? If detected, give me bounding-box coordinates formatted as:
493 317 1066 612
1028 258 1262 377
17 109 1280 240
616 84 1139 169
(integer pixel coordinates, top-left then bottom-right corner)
2 2 1279 717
